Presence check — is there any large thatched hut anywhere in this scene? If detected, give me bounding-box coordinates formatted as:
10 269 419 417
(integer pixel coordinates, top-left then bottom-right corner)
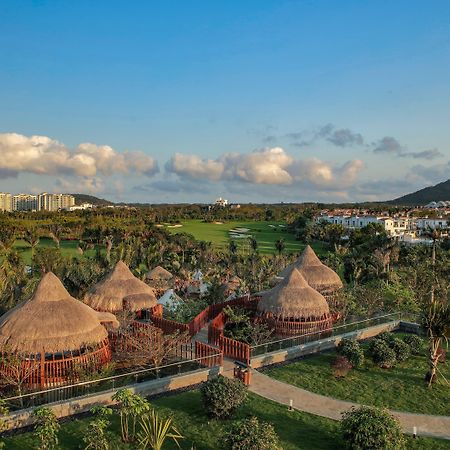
85 261 157 313
146 266 174 296
278 245 343 308
258 268 333 335
0 272 116 388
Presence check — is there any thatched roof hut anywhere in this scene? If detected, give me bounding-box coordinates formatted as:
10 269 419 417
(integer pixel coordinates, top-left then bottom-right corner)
146 266 174 292
258 268 330 320
85 261 157 313
0 272 116 355
279 245 343 293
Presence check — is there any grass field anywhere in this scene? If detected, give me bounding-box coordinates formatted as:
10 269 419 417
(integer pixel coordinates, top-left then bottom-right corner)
164 219 325 255
4 390 448 449
265 335 450 416
12 238 97 265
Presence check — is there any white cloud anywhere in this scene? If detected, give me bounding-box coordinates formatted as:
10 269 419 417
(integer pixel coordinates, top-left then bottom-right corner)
166 153 224 181
0 133 159 178
166 147 365 190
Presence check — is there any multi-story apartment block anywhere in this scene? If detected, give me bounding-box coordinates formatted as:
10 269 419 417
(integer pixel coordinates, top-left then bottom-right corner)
0 193 12 212
12 194 39 211
38 193 75 211
4 193 76 212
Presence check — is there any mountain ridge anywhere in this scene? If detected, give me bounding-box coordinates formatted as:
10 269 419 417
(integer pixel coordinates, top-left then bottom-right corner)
388 179 450 205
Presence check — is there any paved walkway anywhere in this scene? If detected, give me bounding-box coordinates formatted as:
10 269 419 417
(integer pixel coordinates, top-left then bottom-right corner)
248 369 450 440
192 323 450 440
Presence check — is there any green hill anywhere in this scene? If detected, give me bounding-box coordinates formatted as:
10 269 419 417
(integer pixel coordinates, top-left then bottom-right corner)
71 194 114 206
389 179 450 205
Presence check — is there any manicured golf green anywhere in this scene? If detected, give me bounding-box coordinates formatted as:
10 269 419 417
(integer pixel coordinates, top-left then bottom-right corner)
164 219 324 255
265 336 450 416
4 390 449 449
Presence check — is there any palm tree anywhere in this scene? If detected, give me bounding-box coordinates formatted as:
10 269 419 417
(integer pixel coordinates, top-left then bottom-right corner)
48 224 63 249
249 236 258 254
274 239 285 256
0 226 16 252
422 298 450 386
24 227 40 260
229 240 238 256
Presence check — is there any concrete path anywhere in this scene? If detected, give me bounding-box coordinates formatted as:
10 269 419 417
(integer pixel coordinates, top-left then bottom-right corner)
192 322 450 440
249 369 450 440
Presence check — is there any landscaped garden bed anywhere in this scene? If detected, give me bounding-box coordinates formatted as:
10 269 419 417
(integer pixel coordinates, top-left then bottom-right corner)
264 332 450 416
4 390 450 450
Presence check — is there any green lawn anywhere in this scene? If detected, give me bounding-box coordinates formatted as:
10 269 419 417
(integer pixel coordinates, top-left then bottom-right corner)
265 336 450 417
164 219 326 255
13 238 98 265
3 390 448 450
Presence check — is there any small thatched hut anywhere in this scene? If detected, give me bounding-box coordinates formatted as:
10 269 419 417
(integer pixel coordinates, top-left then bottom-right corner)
85 261 158 313
278 245 343 308
146 266 174 295
258 268 333 335
0 272 116 388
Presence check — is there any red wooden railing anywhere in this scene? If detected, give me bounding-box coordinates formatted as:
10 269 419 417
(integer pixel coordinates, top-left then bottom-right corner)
0 339 112 389
219 335 250 365
148 316 190 335
195 341 223 368
262 314 334 336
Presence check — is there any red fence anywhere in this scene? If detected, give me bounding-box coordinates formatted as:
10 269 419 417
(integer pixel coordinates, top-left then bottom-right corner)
206 296 262 364
219 335 251 365
195 341 223 368
147 316 190 335
144 294 261 365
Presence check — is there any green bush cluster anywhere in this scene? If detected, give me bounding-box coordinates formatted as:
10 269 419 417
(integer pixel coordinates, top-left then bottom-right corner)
402 334 423 355
337 339 364 368
390 338 411 362
368 339 397 368
368 333 423 368
225 416 281 450
200 376 248 419
341 406 405 450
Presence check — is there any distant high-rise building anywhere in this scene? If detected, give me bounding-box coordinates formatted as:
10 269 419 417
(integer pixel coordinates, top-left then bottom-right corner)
12 194 39 211
38 193 75 211
0 193 12 212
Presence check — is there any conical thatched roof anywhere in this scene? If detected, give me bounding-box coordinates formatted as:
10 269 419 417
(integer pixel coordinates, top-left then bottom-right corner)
0 272 111 354
258 268 330 319
85 261 157 312
146 266 173 281
279 245 343 291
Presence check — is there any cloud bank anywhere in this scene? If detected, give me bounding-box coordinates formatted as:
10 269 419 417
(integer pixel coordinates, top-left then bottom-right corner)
166 147 365 190
0 133 159 179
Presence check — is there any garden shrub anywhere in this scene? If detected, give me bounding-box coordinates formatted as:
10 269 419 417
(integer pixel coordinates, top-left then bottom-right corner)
402 334 423 355
83 406 113 450
377 332 395 344
390 338 411 362
337 339 364 368
225 416 281 450
331 355 353 378
200 375 247 419
341 406 404 450
32 406 60 450
369 339 396 368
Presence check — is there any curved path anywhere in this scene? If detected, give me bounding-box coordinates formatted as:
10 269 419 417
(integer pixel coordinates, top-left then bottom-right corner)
221 360 450 440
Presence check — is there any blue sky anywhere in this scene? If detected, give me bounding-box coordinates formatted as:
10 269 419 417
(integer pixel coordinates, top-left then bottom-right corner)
1 1 449 203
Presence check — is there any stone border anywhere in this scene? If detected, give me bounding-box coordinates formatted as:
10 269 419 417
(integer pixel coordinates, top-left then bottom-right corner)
5 366 220 431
